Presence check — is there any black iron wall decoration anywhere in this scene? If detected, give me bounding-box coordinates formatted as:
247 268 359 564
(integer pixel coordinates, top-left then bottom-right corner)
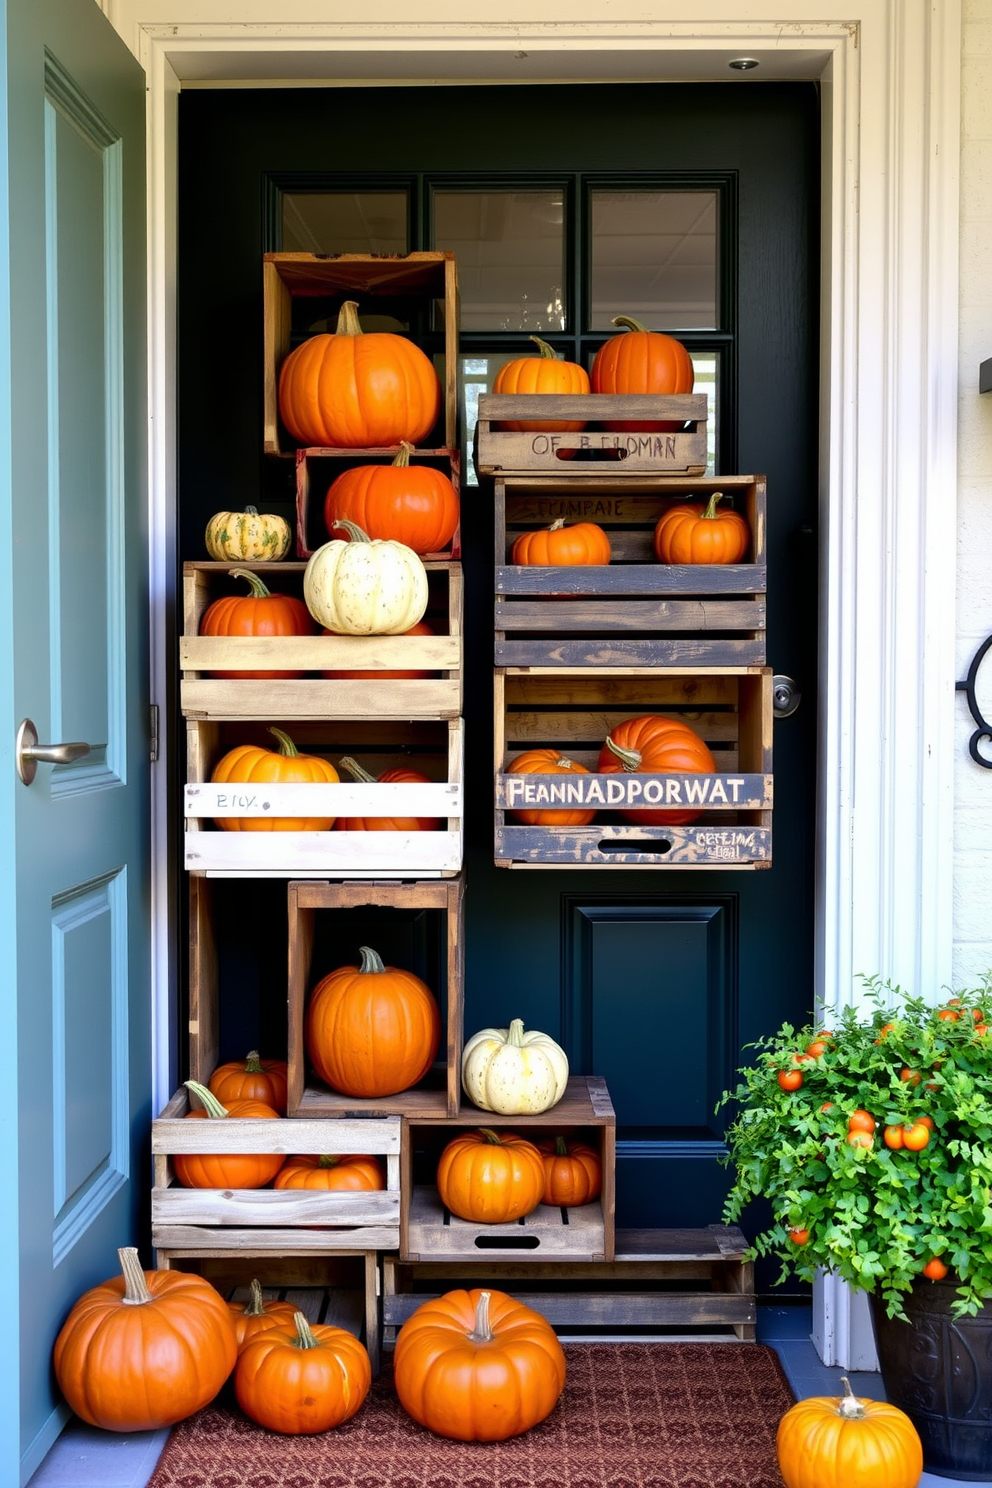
957 634 992 767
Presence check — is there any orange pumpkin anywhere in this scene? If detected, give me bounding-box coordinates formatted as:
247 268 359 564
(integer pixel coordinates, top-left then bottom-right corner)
777 1376 923 1488
598 714 716 826
393 1288 566 1442
199 568 314 679
321 618 436 679
511 518 611 567
537 1135 602 1206
492 336 590 431
506 749 595 826
172 1080 285 1190
273 1153 385 1192
436 1128 546 1223
235 1312 372 1435
653 492 750 565
306 945 441 1099
210 727 340 832
278 300 440 449
590 315 694 432
53 1247 238 1431
323 442 459 555
227 1278 298 1351
208 1051 288 1114
334 755 440 832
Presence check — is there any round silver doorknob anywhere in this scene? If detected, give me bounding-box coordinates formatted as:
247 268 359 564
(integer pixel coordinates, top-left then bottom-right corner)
15 718 91 785
772 676 801 718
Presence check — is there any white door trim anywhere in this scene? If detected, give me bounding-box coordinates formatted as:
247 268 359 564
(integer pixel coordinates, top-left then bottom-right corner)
134 3 961 1371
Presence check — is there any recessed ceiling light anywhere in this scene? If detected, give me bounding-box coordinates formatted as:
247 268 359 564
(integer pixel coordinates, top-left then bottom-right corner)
729 57 760 71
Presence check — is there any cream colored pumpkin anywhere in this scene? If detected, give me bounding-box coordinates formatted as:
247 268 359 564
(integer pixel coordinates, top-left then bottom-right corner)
303 519 428 635
204 505 292 562
462 1018 569 1115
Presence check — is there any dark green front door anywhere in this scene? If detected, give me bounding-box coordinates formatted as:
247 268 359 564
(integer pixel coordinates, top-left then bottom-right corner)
177 83 818 1241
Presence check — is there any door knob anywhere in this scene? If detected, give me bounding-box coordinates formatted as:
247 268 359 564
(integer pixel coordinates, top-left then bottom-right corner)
772 676 801 718
15 718 91 785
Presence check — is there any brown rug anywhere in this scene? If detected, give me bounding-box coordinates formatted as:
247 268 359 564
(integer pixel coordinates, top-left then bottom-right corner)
145 1343 793 1488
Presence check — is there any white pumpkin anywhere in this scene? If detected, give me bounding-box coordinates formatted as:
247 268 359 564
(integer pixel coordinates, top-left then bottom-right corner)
303 519 428 635
461 1018 569 1115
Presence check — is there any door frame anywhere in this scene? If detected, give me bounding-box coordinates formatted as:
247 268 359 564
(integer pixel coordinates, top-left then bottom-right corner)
126 2 961 1369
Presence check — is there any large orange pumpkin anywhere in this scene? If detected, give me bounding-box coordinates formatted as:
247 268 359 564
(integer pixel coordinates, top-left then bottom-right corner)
590 314 694 432
306 946 441 1098
776 1376 923 1488
210 727 340 832
492 336 590 431
334 755 440 832
506 749 595 826
53 1247 238 1431
653 492 750 565
235 1312 372 1435
511 518 611 567
273 1153 385 1192
598 714 717 826
323 442 458 555
208 1051 288 1113
321 618 436 679
436 1128 546 1223
199 568 314 679
537 1135 602 1206
393 1288 566 1442
172 1080 285 1190
278 300 440 449
227 1278 298 1351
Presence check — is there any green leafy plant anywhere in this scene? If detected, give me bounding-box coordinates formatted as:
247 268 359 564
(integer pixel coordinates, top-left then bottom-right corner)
719 975 992 1319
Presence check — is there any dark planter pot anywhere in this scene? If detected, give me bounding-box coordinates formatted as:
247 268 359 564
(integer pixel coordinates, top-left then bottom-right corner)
870 1278 992 1481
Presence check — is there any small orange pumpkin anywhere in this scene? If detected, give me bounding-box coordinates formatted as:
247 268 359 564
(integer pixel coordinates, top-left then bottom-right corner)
210 727 340 832
235 1312 372 1435
172 1080 284 1191
590 315 694 431
598 714 716 826
653 493 750 565
512 518 611 567
776 1376 923 1488
492 336 590 431
537 1135 602 1206
436 1128 546 1224
227 1279 298 1351
334 755 440 832
273 1153 385 1192
199 568 314 679
506 749 595 826
323 442 459 555
208 1051 288 1114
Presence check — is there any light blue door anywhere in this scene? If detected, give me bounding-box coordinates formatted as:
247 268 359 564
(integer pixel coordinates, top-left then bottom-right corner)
0 1 149 1480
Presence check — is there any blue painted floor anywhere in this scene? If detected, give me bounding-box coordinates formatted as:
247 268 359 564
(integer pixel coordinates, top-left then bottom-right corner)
27 1306 992 1488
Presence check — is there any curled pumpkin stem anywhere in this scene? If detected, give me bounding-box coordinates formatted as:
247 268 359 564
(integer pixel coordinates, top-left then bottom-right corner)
604 735 642 773
185 1079 230 1119
358 946 386 975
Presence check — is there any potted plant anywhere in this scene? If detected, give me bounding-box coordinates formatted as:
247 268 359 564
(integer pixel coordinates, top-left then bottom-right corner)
720 975 992 1481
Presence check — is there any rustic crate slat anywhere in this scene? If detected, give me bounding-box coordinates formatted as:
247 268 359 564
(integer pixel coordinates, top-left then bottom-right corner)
402 1187 607 1263
497 639 766 667
187 781 462 817
496 598 764 630
296 446 462 560
152 1187 399 1228
476 394 707 476
152 1222 399 1252
383 1290 754 1328
496 824 772 867
496 772 772 813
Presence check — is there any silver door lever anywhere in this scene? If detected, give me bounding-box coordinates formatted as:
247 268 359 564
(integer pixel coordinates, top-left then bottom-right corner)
15 718 91 785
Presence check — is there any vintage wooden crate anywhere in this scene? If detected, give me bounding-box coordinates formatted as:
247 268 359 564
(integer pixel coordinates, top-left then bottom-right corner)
494 668 773 869
296 446 462 560
383 1225 754 1346
287 875 465 1121
401 1074 616 1262
495 474 766 667
475 393 707 477
264 252 458 456
153 1256 383 1374
151 1087 402 1253
180 560 463 721
184 715 464 878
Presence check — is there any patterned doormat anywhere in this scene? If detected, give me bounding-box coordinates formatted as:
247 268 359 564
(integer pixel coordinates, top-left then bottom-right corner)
146 1342 793 1488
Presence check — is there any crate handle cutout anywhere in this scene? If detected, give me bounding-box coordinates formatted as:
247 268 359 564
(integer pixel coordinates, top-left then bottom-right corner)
473 1235 541 1250
597 838 673 855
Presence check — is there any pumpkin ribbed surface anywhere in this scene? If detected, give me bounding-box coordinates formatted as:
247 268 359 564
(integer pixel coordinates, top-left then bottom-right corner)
323 444 458 555
273 1154 385 1191
505 749 595 826
234 1313 372 1435
493 336 590 431
598 714 716 826
436 1129 547 1223
210 727 339 832
590 316 694 432
306 946 440 1098
776 1379 923 1488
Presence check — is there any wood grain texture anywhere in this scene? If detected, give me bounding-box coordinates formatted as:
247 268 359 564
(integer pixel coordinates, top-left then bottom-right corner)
401 1185 607 1263
477 394 707 476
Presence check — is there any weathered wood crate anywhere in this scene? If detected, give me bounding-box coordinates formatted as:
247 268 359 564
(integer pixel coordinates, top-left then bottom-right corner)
184 716 463 878
264 252 458 456
287 876 465 1120
180 560 463 721
494 668 773 869
296 447 462 560
495 474 766 667
475 393 707 476
153 1256 383 1374
401 1074 616 1262
383 1225 754 1346
151 1087 402 1253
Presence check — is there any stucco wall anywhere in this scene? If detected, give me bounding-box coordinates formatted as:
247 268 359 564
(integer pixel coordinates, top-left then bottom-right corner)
955 2 992 989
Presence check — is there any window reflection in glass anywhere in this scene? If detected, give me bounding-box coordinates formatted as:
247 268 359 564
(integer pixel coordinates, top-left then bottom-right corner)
281 192 408 255
435 191 565 333
590 191 717 331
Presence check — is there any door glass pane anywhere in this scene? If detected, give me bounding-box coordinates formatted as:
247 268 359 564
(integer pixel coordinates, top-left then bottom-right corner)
281 192 408 254
590 190 717 331
434 190 565 332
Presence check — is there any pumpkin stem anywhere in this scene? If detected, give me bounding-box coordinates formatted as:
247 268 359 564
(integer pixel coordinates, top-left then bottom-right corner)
468 1291 494 1344
118 1247 154 1307
244 506 259 516
393 442 415 467
548 518 567 532
506 1017 526 1047
268 727 300 758
555 1135 569 1156
244 1278 267 1317
332 519 373 545
529 336 559 360
335 301 363 338
611 315 649 335
227 568 272 599
478 1128 505 1146
339 756 376 785
837 1377 868 1420
555 756 577 770
700 492 727 521
358 946 386 975
292 1312 321 1350
317 1154 341 1169
244 1050 264 1073
604 735 642 773
185 1079 230 1119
